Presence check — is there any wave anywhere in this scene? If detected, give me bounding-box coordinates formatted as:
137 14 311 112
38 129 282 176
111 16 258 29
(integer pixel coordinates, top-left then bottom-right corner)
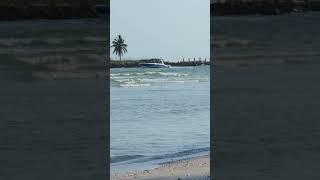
111 78 207 87
213 39 261 48
111 71 206 87
111 155 145 163
111 147 209 164
0 37 105 47
119 83 151 87
111 72 189 78
110 67 209 87
151 147 209 161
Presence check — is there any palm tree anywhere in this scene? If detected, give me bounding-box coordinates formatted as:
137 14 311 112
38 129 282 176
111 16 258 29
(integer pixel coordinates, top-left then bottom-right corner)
111 35 127 61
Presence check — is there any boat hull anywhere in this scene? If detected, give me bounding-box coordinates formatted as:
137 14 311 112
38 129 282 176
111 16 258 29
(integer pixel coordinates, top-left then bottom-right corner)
139 63 171 68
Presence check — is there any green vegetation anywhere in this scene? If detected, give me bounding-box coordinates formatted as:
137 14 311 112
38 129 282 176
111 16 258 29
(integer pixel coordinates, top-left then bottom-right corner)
111 35 128 61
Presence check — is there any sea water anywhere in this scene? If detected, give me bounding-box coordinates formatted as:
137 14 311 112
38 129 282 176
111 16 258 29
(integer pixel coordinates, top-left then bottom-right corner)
213 13 320 179
110 66 210 173
0 19 107 179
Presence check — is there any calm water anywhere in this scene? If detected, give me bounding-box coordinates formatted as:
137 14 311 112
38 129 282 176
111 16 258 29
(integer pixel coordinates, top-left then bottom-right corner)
213 13 320 179
110 66 210 173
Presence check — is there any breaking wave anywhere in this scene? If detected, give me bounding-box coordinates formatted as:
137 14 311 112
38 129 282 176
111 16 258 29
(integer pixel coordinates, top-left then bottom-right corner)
110 68 209 87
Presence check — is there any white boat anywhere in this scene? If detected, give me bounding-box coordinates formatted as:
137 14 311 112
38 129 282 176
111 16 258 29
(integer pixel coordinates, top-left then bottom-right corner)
139 59 171 68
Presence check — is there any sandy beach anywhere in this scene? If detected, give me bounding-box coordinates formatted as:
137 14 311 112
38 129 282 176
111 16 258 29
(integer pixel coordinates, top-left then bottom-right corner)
111 155 210 180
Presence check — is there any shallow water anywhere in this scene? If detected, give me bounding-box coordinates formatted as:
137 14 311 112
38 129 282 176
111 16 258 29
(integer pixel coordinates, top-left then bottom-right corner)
110 66 210 173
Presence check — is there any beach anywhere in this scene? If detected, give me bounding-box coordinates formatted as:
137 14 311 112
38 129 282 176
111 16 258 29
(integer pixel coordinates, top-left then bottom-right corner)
111 155 210 180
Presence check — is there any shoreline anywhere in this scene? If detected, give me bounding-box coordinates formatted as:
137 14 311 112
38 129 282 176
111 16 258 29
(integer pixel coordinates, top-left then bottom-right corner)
111 155 210 180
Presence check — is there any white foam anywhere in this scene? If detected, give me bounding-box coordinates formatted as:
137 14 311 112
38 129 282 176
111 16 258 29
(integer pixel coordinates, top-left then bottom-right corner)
119 83 151 87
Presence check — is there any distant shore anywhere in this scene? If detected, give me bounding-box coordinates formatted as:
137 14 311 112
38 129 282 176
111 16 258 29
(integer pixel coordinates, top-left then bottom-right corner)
211 1 320 16
0 3 108 20
111 155 210 180
1 58 211 80
4 57 309 80
4 1 320 21
110 60 210 68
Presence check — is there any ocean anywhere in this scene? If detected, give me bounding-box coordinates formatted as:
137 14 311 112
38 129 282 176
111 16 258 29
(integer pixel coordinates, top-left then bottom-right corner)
110 66 210 173
213 12 320 62
0 19 107 180
213 13 320 179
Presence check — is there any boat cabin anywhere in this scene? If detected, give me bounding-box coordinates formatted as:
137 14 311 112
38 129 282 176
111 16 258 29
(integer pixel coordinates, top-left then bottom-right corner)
139 59 165 64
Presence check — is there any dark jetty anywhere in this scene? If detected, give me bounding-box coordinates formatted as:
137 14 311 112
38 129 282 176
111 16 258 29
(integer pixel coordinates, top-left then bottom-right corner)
211 0 320 15
0 1 109 20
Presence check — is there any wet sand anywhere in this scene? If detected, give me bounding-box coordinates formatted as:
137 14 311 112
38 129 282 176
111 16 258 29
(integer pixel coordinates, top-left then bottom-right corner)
111 155 210 180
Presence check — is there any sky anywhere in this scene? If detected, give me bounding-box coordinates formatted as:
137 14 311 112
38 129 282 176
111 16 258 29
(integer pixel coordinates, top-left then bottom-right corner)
110 0 210 61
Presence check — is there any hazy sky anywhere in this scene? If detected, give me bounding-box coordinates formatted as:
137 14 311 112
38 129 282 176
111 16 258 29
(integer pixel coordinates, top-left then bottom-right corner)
110 0 210 61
